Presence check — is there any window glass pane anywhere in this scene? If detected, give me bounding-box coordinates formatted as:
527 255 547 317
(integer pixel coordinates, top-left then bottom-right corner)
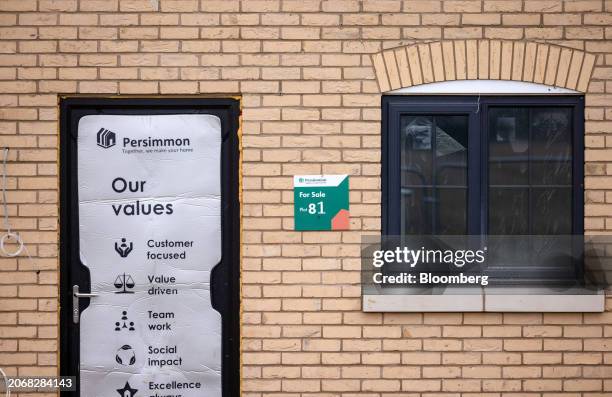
438 188 467 234
531 108 572 185
401 115 433 186
400 186 431 234
401 114 468 234
435 115 468 186
489 187 529 234
531 187 572 234
488 107 529 185
488 106 573 235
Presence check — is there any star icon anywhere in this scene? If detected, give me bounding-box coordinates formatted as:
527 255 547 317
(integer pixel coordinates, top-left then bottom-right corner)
117 381 138 397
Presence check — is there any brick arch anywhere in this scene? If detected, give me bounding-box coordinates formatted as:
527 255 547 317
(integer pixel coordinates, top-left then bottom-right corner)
371 40 597 93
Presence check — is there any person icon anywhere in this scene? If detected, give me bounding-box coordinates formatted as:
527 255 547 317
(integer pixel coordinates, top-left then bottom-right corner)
115 238 133 258
115 311 135 332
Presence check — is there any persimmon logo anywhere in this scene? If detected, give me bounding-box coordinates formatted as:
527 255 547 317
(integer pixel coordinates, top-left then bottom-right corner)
97 127 116 149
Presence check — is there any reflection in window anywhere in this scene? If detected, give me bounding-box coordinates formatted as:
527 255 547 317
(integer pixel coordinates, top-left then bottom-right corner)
488 107 572 235
400 115 468 235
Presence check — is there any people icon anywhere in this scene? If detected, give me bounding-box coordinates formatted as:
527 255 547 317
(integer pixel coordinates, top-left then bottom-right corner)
114 310 135 331
115 238 133 258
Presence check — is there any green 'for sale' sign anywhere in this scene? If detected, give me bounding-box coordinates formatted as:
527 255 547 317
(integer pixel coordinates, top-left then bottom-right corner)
294 175 349 231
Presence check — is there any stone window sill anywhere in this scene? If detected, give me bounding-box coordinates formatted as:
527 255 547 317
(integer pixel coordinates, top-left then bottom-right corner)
362 287 605 312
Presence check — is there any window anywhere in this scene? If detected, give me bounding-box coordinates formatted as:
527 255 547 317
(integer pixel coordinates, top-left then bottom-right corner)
382 95 584 281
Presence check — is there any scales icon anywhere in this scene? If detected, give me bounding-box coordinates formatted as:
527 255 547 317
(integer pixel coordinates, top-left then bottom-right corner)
114 273 135 294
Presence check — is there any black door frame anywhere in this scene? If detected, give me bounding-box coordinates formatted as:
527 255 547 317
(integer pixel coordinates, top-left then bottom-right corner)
59 97 241 396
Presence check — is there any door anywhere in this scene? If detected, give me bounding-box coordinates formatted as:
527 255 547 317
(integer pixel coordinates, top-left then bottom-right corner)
59 98 240 397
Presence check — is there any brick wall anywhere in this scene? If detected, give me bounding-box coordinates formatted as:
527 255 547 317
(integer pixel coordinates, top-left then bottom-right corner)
0 0 611 395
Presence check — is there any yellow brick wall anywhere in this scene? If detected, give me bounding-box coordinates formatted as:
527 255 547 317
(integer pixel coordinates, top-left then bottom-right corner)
0 0 611 395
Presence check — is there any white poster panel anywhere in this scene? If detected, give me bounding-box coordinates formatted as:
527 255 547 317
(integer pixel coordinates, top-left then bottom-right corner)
77 114 222 397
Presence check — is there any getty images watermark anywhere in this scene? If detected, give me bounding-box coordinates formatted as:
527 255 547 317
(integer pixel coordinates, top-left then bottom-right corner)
361 235 612 294
371 244 489 286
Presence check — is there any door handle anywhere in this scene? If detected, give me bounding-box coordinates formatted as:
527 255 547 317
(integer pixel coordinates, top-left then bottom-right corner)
73 284 98 324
